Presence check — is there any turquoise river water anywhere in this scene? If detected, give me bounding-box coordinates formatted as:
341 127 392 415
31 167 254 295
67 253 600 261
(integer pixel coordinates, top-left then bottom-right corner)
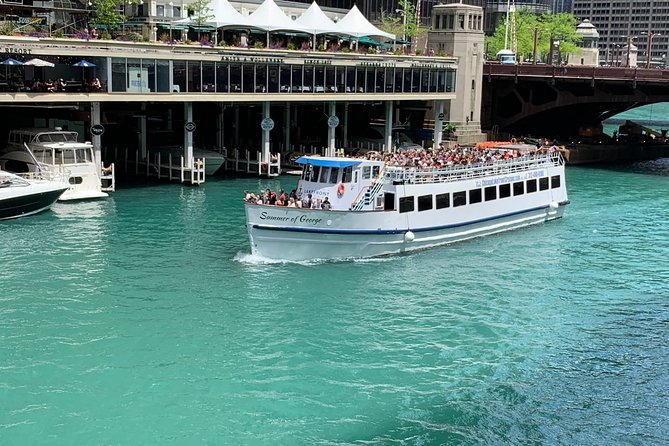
1 160 668 445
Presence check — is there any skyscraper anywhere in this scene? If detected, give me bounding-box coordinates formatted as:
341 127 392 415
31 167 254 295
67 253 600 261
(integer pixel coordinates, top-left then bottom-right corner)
571 1 667 67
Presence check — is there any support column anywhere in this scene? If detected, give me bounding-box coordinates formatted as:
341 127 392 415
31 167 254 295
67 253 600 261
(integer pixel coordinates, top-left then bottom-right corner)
184 102 193 168
433 100 445 148
328 101 336 157
90 101 102 170
234 106 240 149
284 102 290 152
343 103 349 148
262 101 271 172
384 101 393 152
217 103 225 152
139 103 147 160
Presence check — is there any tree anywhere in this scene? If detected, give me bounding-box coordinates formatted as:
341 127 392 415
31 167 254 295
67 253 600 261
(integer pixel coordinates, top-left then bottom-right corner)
485 10 581 63
187 0 214 26
89 0 126 33
379 0 427 46
89 0 143 35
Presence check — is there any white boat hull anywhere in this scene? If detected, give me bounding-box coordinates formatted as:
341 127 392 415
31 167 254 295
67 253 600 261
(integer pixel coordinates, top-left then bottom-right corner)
246 202 566 261
0 172 69 220
245 152 569 261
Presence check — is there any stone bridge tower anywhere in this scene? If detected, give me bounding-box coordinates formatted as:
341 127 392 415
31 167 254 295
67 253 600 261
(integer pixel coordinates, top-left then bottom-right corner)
427 3 487 145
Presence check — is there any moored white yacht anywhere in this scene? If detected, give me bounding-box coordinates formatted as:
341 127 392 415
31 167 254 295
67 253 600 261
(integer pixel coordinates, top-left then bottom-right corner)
244 148 569 261
0 169 69 220
0 128 109 201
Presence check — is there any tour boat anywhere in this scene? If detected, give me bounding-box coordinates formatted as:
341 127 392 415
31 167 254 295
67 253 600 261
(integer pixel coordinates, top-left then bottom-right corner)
0 128 109 201
244 149 569 261
0 169 69 220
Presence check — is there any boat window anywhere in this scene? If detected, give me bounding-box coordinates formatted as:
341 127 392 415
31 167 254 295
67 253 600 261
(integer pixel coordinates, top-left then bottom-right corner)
75 149 92 163
372 165 380 178
362 166 371 180
384 192 395 210
539 177 549 191
436 192 450 209
329 167 340 184
418 194 433 211
311 165 320 182
342 166 353 183
62 149 76 164
513 181 524 196
354 170 359 183
32 148 51 164
319 166 329 183
399 196 415 213
469 188 482 204
499 183 511 198
526 179 537 193
68 176 83 184
551 175 561 188
54 149 65 165
453 191 466 207
484 186 497 201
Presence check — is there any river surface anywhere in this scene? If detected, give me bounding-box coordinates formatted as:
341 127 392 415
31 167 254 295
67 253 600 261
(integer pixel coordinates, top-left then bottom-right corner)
1 160 668 445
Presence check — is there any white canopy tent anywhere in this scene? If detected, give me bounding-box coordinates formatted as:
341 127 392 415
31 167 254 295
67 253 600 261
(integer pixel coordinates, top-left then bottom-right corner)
335 4 395 40
246 0 311 46
294 1 342 49
295 2 340 35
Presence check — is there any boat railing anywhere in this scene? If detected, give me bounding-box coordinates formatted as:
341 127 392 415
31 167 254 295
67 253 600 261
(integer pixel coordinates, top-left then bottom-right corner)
350 166 387 211
384 152 563 184
17 166 70 183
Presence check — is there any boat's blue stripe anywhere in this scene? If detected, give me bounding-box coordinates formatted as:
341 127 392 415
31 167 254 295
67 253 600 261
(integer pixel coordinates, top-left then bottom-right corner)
251 202 566 235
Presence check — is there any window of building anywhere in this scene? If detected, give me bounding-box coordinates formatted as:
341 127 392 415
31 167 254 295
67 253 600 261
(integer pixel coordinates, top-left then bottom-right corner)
513 181 524 196
418 194 433 211
156 5 164 16
399 196 415 213
436 192 450 209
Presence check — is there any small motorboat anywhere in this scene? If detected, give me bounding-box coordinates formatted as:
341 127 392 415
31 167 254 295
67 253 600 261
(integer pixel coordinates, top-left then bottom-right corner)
0 170 69 220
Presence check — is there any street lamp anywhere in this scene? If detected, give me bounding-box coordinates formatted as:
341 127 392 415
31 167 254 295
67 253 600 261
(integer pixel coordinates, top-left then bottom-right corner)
641 31 661 69
395 8 407 42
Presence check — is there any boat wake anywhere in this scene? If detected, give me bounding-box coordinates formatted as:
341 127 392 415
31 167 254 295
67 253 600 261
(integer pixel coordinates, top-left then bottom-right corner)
234 251 329 266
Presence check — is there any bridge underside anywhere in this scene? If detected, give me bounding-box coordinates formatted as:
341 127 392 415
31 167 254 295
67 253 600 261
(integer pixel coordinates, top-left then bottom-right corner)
482 78 669 138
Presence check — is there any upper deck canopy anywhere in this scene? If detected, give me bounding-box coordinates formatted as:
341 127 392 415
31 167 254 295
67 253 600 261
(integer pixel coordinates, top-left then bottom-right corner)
296 156 363 168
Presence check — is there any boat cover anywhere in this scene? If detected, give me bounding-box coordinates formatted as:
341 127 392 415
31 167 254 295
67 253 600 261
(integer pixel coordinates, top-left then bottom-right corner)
295 156 361 168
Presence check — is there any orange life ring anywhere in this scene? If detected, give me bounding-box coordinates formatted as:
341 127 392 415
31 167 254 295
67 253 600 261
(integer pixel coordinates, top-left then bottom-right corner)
511 138 517 144
337 182 345 197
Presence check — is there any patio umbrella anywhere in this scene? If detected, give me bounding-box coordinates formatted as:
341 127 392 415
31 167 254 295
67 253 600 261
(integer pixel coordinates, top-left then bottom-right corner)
72 60 96 68
24 58 55 67
1 58 24 81
72 60 96 82
24 58 54 82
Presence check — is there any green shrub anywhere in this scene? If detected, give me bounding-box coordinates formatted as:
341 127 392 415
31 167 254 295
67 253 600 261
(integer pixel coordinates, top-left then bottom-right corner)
254 40 265 49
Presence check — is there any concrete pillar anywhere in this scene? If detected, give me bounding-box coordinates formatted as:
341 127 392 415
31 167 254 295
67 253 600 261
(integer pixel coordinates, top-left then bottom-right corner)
234 106 240 148
139 103 147 159
217 103 225 152
184 102 193 168
384 101 393 152
343 103 349 148
284 102 290 152
90 102 102 170
433 100 445 148
262 101 271 171
328 101 336 157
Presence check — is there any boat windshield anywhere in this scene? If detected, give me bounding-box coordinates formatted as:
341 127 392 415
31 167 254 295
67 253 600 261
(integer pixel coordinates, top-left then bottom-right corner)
36 132 78 143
